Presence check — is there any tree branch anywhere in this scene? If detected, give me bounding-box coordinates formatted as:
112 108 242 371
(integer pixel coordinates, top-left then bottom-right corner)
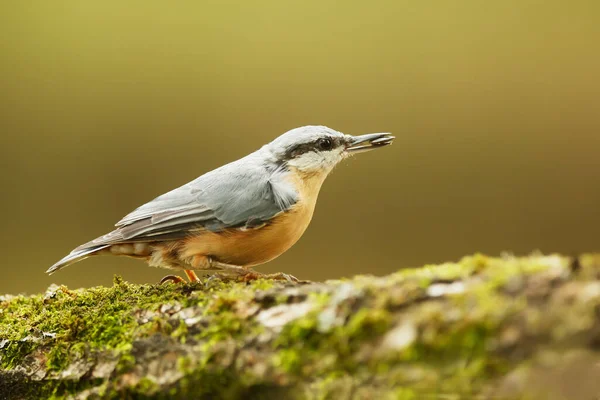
2 254 600 399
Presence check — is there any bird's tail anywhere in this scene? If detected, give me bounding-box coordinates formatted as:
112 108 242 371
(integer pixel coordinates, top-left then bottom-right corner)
46 244 110 275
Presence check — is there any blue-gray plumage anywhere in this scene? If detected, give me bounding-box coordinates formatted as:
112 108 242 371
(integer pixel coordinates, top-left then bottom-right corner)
48 126 394 282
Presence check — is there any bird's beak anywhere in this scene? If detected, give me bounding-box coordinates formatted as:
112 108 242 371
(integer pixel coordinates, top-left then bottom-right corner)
346 133 395 154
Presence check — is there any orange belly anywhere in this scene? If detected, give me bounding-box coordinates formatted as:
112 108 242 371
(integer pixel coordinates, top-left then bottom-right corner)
175 167 327 270
180 201 314 267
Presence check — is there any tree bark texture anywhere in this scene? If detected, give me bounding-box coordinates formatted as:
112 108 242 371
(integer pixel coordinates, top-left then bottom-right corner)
2 254 600 399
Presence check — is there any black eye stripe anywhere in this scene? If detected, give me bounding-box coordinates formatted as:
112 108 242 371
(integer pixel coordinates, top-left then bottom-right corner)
284 137 341 160
286 143 315 159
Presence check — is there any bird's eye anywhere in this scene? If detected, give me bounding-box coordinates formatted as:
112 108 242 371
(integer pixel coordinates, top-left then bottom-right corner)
316 138 334 151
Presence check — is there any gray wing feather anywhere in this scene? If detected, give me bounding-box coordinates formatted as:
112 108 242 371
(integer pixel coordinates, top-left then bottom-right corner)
74 159 297 248
48 153 298 274
114 156 298 241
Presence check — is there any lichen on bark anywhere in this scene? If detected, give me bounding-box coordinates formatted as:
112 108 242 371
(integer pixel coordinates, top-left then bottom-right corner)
2 254 600 399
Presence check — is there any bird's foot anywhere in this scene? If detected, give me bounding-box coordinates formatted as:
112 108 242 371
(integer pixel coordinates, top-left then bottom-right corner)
159 270 201 285
159 275 186 285
239 271 304 283
160 269 307 285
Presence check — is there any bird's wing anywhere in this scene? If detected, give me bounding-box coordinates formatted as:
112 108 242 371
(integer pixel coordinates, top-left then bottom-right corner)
46 157 299 274
103 160 297 245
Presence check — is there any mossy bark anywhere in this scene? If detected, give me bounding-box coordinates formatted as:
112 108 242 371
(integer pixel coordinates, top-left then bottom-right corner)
2 254 600 399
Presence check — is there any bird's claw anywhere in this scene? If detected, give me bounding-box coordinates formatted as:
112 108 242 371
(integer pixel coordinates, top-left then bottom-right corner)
159 271 306 286
240 271 301 283
159 275 186 285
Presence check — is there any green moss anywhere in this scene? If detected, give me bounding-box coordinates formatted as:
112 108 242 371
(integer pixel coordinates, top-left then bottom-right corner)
2 254 596 399
46 343 70 372
171 320 188 342
0 274 284 400
269 299 393 381
177 355 193 374
265 255 540 388
0 275 277 370
116 350 136 374
135 377 160 395
393 387 418 400
345 308 391 341
273 348 303 374
0 340 36 370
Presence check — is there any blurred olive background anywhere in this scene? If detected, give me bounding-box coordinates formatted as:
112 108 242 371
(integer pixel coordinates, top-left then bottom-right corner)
0 1 598 295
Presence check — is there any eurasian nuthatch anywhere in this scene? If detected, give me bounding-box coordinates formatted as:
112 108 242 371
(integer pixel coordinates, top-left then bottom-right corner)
48 126 394 283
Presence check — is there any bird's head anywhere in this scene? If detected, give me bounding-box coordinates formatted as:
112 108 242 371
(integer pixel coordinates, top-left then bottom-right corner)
266 125 394 177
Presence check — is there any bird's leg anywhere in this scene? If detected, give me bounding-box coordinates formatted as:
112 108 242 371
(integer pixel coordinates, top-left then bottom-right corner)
206 258 301 283
241 271 301 283
261 272 301 282
204 258 250 278
184 269 201 282
163 255 304 284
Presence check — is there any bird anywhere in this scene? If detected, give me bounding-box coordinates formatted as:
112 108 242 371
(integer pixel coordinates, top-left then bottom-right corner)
47 126 394 283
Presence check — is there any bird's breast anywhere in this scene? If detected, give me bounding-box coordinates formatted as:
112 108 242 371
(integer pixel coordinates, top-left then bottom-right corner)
181 168 325 267
181 200 315 267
